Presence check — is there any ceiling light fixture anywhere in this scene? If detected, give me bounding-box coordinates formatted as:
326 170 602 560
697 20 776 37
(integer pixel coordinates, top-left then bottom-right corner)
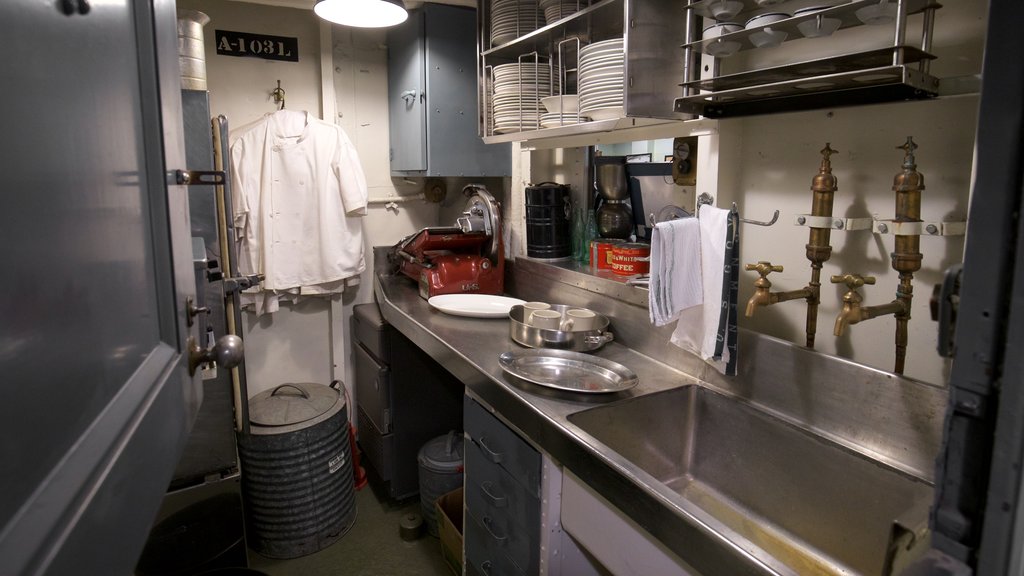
314 0 409 28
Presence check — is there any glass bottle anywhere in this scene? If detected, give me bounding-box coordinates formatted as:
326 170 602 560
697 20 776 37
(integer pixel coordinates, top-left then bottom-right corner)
582 209 598 264
571 206 586 262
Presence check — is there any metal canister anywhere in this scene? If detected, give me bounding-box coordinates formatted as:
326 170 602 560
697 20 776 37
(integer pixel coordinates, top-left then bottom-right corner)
611 243 651 276
590 239 624 270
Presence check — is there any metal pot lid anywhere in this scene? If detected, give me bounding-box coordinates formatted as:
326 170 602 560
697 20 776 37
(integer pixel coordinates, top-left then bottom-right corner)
249 382 339 427
419 431 464 471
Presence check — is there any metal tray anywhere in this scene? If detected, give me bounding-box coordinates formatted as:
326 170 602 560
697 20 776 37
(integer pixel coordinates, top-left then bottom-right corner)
508 304 614 352
498 349 638 394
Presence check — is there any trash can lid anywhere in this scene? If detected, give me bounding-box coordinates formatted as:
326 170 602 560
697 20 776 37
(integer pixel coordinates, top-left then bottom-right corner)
418 431 464 472
249 382 340 427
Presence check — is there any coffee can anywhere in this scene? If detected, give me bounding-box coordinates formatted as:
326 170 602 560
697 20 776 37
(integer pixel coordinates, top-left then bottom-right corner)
611 243 651 276
590 239 625 270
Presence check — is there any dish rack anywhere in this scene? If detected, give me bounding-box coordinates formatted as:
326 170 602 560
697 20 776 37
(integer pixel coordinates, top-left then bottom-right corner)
477 0 690 143
675 0 942 118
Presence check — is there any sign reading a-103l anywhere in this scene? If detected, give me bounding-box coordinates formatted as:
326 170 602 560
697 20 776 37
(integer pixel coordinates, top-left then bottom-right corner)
215 30 299 63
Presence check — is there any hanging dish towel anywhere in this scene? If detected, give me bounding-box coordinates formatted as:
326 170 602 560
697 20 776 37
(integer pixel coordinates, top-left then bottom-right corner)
670 204 739 376
649 217 703 326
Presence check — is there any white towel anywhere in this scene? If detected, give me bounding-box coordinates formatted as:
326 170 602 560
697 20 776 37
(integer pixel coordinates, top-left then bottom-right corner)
648 218 703 326
670 205 736 375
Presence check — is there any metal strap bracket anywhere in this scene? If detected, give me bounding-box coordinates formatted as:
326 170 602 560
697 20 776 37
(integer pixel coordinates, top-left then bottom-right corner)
794 214 874 231
873 219 967 236
168 169 226 186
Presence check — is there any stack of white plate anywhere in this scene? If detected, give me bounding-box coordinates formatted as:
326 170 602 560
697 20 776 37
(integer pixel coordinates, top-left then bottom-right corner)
578 38 625 121
491 0 544 47
540 112 589 128
540 0 581 24
492 62 559 134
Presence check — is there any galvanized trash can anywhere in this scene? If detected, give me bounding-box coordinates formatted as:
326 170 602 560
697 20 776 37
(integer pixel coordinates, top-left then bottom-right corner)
237 382 357 558
418 431 464 537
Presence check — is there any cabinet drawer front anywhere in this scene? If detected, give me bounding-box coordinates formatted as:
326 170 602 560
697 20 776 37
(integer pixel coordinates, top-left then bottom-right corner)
465 397 541 497
465 508 528 576
354 343 392 433
465 440 540 531
352 302 390 362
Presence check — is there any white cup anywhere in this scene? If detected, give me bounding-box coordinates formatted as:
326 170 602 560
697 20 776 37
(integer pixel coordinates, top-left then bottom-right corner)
561 308 598 331
528 309 562 330
523 301 551 313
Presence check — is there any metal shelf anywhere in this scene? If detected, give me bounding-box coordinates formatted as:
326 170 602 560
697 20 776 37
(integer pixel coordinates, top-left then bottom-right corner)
481 0 624 62
684 0 940 56
675 0 943 119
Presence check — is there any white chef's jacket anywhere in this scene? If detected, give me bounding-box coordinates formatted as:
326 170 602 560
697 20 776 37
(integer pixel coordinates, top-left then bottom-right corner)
229 110 368 313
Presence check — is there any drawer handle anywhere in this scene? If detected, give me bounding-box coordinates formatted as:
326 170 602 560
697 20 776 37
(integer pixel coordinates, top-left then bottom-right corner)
480 481 507 507
481 560 492 575
478 437 504 464
482 516 508 544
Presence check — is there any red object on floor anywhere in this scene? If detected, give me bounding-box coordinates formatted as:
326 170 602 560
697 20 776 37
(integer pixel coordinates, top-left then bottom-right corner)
348 422 368 490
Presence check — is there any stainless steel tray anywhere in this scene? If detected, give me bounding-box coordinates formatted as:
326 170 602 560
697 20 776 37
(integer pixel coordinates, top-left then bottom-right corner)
508 304 614 352
498 349 638 394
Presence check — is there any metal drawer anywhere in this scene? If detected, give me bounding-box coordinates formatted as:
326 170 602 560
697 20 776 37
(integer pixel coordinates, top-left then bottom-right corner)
355 342 391 434
353 302 390 362
465 507 528 576
465 438 540 529
464 396 541 498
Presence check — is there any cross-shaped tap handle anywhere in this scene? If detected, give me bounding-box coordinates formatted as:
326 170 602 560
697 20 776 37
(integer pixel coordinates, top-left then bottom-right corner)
745 261 784 278
830 274 876 289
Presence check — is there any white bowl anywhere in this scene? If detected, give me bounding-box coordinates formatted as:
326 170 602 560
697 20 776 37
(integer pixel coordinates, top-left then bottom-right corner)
708 0 744 20
705 39 742 57
703 22 743 39
541 95 580 114
856 1 897 24
749 29 788 47
745 12 790 29
796 14 841 37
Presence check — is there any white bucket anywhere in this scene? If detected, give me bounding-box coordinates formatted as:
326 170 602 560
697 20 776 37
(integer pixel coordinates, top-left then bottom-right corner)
176 10 210 90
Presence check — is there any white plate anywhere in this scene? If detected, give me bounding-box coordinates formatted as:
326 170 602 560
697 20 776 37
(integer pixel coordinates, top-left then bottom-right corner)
429 294 526 318
579 106 624 120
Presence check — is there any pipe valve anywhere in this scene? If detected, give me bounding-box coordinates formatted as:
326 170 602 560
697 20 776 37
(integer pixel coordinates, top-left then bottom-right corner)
745 261 784 279
830 274 876 290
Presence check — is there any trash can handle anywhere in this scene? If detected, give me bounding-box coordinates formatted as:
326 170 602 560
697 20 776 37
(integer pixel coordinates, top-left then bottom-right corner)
446 430 458 456
270 384 310 399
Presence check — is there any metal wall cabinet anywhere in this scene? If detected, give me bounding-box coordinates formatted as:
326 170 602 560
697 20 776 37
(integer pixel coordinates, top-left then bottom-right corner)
464 396 542 575
388 4 511 177
478 0 693 144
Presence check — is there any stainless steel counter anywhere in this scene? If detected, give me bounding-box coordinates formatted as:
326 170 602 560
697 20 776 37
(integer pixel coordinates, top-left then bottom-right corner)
374 257 947 576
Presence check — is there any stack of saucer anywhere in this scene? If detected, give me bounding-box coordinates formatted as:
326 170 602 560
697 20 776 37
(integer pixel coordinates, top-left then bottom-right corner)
492 62 559 134
540 0 581 24
491 0 544 46
578 38 625 121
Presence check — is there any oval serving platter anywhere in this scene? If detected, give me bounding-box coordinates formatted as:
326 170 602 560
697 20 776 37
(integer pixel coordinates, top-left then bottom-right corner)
498 349 638 393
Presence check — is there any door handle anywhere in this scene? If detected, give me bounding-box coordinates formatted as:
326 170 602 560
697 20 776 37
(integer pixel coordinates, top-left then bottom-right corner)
189 334 244 376
481 516 508 544
400 89 418 104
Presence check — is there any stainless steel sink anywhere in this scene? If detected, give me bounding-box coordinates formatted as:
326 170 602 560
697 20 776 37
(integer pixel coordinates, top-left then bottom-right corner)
567 385 933 575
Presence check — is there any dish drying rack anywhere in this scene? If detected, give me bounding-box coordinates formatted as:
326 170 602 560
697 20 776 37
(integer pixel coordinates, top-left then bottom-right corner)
675 0 942 118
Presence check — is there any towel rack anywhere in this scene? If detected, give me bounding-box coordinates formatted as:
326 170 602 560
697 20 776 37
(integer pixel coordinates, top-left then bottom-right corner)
693 193 779 227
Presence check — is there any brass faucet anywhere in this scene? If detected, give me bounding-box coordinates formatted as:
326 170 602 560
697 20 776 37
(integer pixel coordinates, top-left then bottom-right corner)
745 261 813 317
830 137 925 374
831 274 908 337
744 144 838 348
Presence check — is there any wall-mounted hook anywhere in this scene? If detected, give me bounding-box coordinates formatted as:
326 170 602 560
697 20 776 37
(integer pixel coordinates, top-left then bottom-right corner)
271 80 286 110
733 202 780 226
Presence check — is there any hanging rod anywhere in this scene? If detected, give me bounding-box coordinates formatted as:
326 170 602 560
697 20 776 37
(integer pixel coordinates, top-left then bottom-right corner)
693 193 779 227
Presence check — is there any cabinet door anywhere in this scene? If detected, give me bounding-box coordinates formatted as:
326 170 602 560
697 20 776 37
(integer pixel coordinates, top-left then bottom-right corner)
0 0 200 574
387 9 427 172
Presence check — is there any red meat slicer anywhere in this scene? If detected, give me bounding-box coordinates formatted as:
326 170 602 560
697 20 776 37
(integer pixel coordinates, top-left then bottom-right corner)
390 184 504 299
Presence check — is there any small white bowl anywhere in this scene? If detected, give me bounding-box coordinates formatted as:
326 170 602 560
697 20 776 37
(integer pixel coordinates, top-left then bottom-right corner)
796 13 841 38
705 39 742 57
745 12 790 29
703 22 743 39
855 1 897 25
541 95 580 114
708 0 744 20
749 29 788 48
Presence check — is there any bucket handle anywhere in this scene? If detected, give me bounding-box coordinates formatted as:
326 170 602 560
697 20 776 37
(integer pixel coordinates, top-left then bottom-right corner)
445 430 459 456
270 383 310 399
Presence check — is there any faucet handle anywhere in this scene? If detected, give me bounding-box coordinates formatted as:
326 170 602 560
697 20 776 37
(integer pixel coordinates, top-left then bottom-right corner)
830 274 876 290
745 261 784 278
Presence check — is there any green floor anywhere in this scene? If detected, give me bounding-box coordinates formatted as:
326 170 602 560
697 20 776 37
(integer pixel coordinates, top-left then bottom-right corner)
249 484 452 576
